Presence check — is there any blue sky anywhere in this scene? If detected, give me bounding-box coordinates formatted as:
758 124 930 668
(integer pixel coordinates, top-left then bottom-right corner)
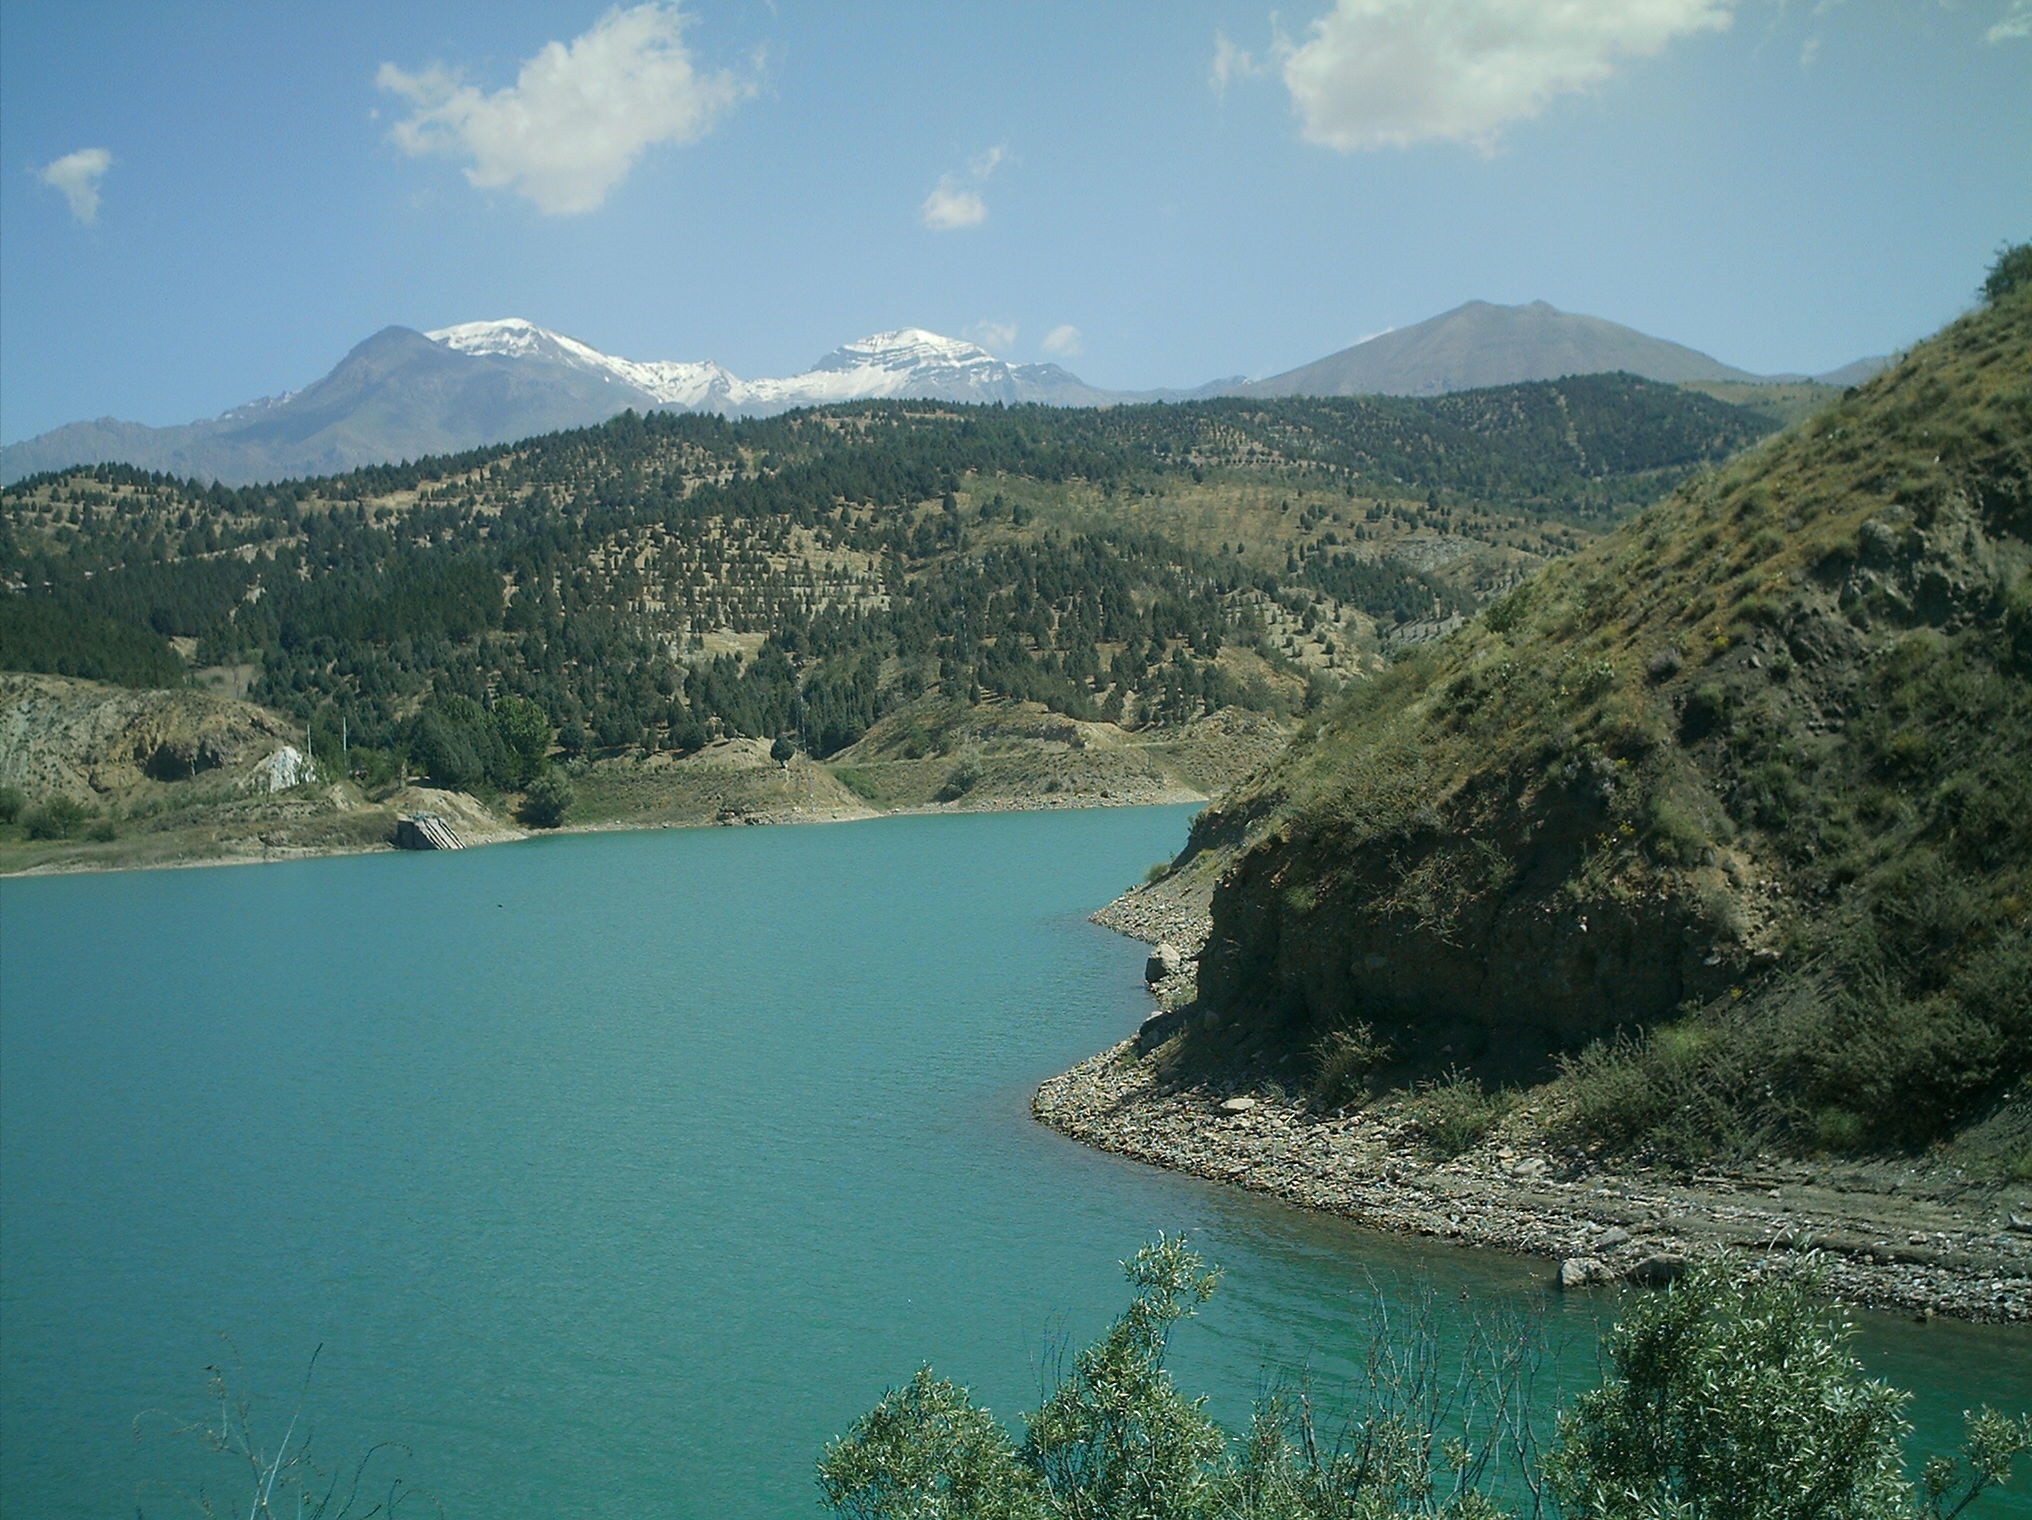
3 0 2027 443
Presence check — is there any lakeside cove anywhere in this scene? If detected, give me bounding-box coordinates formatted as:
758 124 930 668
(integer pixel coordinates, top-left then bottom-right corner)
1049 885 2032 1324
3 802 2027 1516
9 703 2028 1332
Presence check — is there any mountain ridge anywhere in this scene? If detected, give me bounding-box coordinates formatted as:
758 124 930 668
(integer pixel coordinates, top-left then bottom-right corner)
3 303 1869 487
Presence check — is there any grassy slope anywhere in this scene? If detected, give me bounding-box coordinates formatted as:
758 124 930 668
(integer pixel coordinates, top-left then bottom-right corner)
1176 287 2031 1171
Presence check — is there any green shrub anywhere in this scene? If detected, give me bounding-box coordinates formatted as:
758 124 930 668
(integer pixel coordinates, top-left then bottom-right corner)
1643 790 1708 866
1404 1068 1510 1157
1982 239 2031 304
23 795 91 840
1555 1018 1773 1163
935 749 983 802
518 766 575 828
1813 1106 1866 1152
1481 588 1528 635
1732 592 1784 627
1307 1022 1390 1109
1680 683 1730 742
345 745 401 792
1548 1262 2032 1520
1559 654 1617 701
821 1242 2032 1520
0 784 24 825
830 766 887 804
1744 757 1804 829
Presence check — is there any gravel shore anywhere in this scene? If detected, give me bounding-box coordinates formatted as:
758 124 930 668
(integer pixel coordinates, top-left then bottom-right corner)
1048 898 2032 1324
1089 883 1213 957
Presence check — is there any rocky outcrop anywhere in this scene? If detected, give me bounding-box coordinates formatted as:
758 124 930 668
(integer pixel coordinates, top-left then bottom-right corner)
1196 786 1743 1075
0 673 303 801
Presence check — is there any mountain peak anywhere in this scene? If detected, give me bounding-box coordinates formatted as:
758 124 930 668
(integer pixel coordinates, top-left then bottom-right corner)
818 329 995 371
848 327 965 351
428 317 553 356
1248 298 1758 397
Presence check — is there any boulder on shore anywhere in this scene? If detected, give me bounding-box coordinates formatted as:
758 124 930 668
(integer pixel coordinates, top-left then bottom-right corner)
1558 1256 1617 1290
1145 941 1183 984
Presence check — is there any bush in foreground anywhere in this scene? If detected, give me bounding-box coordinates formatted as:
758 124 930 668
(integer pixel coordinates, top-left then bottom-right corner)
820 1240 2029 1520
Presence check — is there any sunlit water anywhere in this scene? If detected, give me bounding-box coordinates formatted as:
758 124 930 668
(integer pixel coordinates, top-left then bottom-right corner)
3 807 2027 1517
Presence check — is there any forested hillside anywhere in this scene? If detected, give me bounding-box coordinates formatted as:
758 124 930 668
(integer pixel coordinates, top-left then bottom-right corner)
2 377 1771 793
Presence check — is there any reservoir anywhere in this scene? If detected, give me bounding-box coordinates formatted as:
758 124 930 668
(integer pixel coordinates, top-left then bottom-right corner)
3 806 2027 1517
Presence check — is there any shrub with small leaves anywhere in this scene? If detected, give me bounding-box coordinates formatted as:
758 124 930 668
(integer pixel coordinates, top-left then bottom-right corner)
1307 1021 1391 1109
1404 1068 1510 1157
1982 240 2031 305
1645 647 1684 684
1549 1260 2029 1520
23 795 91 840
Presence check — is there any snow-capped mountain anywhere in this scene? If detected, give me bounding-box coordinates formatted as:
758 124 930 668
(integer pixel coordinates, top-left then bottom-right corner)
425 319 1118 413
429 318 743 411
752 327 1071 408
0 319 1146 485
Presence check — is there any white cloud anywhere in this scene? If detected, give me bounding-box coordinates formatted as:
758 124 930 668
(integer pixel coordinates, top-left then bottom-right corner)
37 147 112 224
922 183 988 230
1281 0 1736 152
1989 0 2032 42
922 145 1007 231
1211 32 1267 96
377 3 749 216
967 320 1019 350
1041 324 1083 358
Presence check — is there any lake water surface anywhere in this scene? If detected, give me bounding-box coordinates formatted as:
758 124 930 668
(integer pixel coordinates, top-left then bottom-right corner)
4 807 2028 1517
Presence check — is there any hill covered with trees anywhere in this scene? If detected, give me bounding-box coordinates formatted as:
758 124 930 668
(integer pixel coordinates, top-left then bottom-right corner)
2 377 1772 813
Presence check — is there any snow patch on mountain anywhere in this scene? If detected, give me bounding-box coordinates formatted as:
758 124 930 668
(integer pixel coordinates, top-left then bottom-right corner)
425 319 1090 415
430 318 742 408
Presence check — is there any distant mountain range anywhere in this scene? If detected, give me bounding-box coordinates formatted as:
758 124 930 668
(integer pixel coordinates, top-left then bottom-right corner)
0 303 1883 486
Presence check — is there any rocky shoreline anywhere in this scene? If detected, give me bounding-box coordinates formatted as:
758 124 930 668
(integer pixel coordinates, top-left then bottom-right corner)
1045 900 2032 1325
1089 882 1214 957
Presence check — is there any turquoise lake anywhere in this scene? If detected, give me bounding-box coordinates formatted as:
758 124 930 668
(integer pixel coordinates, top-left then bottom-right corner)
3 806 2028 1517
